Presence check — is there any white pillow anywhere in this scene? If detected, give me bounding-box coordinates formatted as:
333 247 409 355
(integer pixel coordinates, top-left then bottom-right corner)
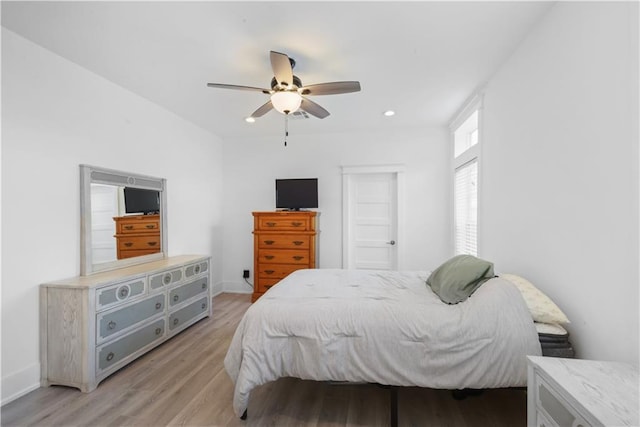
501 273 570 324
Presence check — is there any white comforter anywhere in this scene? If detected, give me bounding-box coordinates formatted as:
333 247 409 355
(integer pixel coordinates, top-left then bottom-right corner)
224 269 541 417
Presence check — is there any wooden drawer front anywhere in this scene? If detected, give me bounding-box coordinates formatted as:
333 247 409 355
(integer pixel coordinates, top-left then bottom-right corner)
185 260 209 278
258 216 310 231
169 277 208 308
537 376 589 427
169 296 209 333
119 249 160 259
257 234 310 249
258 264 306 279
257 278 280 293
259 249 309 265
97 318 165 372
149 268 183 290
96 277 146 311
118 220 158 234
117 235 161 251
97 294 165 343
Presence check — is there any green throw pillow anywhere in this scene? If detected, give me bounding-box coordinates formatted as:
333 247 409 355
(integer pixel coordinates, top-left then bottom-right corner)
427 255 495 304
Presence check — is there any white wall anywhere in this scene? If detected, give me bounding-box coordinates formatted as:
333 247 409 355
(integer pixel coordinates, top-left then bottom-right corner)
1 29 224 404
221 127 451 292
481 2 639 363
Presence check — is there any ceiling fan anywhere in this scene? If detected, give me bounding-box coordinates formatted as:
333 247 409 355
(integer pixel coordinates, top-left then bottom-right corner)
207 51 361 120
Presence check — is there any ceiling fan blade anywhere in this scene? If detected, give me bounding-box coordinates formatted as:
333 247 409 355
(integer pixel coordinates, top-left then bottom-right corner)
270 51 294 88
250 100 274 118
300 97 330 119
300 81 361 96
207 83 271 94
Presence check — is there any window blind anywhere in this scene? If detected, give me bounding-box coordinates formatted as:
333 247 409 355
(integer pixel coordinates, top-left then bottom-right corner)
454 160 478 256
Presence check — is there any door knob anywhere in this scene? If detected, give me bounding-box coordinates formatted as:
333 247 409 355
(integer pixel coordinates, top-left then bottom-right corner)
387 240 396 245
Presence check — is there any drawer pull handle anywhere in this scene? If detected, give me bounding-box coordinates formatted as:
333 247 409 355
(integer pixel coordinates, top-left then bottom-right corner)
118 287 129 298
145 224 155 229
264 240 275 245
265 270 275 275
293 256 303 261
124 242 133 247
293 241 304 246
173 295 179 302
264 255 275 260
173 318 179 325
147 241 158 246
266 222 276 227
201 303 206 310
264 285 273 289
106 352 115 361
202 282 207 289
107 321 116 330
195 265 201 274
163 274 172 285
155 302 162 310
155 327 162 335
291 222 302 227
124 225 134 230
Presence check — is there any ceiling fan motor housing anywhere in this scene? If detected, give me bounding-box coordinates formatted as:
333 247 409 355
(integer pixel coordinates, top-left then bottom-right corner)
271 75 303 91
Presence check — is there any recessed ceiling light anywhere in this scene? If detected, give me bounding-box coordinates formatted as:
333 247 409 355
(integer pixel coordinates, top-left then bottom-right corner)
383 110 395 117
245 117 256 123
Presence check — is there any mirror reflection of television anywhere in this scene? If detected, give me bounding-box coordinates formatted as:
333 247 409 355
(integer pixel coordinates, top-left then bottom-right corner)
124 187 160 215
276 178 318 211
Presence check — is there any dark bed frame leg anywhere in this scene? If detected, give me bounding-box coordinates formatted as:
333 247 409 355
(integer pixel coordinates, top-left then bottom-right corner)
390 386 398 427
240 409 247 420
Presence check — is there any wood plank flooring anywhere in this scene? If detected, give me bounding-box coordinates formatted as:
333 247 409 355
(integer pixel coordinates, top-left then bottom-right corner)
2 293 527 426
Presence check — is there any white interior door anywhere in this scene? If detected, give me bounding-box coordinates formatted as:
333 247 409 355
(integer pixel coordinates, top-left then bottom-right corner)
343 169 400 270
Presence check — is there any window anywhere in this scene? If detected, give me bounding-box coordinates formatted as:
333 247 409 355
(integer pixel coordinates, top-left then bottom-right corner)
452 103 480 256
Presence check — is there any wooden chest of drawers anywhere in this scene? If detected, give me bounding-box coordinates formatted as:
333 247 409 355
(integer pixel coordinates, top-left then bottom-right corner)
40 255 211 392
252 211 318 302
113 214 161 259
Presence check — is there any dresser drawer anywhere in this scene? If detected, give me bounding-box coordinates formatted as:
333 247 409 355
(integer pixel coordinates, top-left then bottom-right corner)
117 220 159 234
119 249 160 259
185 259 209 278
117 235 161 251
96 277 146 311
168 296 209 334
149 267 183 291
258 249 310 265
257 234 310 249
97 293 165 344
169 276 209 307
258 264 307 279
257 278 280 293
535 375 591 427
257 216 310 231
96 318 165 373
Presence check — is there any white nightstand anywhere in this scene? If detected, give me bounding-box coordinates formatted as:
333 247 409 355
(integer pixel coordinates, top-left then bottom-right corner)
527 356 638 427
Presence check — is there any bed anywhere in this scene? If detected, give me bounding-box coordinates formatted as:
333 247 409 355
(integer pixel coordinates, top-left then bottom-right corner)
224 268 542 420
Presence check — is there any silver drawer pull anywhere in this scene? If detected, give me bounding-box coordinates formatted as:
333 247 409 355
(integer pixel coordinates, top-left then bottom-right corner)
201 303 206 310
118 287 129 298
173 318 179 325
107 321 116 330
163 274 172 285
195 265 201 274
173 295 179 302
155 327 162 335
106 352 114 361
155 302 162 310
201 283 206 289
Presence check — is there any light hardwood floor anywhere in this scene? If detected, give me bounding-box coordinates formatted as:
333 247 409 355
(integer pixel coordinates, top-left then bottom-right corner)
2 293 527 426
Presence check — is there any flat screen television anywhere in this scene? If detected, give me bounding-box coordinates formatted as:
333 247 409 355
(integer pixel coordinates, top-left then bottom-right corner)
124 187 160 215
275 178 318 211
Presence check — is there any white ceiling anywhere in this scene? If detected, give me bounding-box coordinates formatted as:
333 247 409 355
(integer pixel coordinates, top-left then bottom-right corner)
2 1 553 138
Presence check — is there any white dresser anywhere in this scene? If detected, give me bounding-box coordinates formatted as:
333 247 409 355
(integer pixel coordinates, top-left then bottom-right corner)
527 356 639 427
40 255 211 392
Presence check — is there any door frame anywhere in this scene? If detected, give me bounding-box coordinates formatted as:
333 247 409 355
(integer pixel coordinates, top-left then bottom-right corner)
341 164 406 270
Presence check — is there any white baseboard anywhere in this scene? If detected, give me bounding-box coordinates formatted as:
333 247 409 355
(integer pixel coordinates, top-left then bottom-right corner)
1 363 41 406
222 281 253 294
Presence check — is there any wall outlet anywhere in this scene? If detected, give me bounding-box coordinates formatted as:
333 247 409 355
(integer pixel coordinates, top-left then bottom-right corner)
243 269 250 279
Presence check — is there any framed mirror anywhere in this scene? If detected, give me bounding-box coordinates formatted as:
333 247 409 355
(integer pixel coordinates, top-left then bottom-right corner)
80 164 168 275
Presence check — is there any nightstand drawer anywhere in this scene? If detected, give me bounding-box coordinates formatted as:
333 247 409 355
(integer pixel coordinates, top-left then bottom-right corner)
257 234 310 249
258 249 309 264
536 376 590 427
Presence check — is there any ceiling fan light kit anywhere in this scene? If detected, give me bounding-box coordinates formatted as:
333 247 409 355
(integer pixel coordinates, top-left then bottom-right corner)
271 91 302 115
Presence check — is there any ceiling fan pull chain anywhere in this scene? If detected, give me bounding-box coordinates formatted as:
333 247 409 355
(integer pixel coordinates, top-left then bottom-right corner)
284 114 289 147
